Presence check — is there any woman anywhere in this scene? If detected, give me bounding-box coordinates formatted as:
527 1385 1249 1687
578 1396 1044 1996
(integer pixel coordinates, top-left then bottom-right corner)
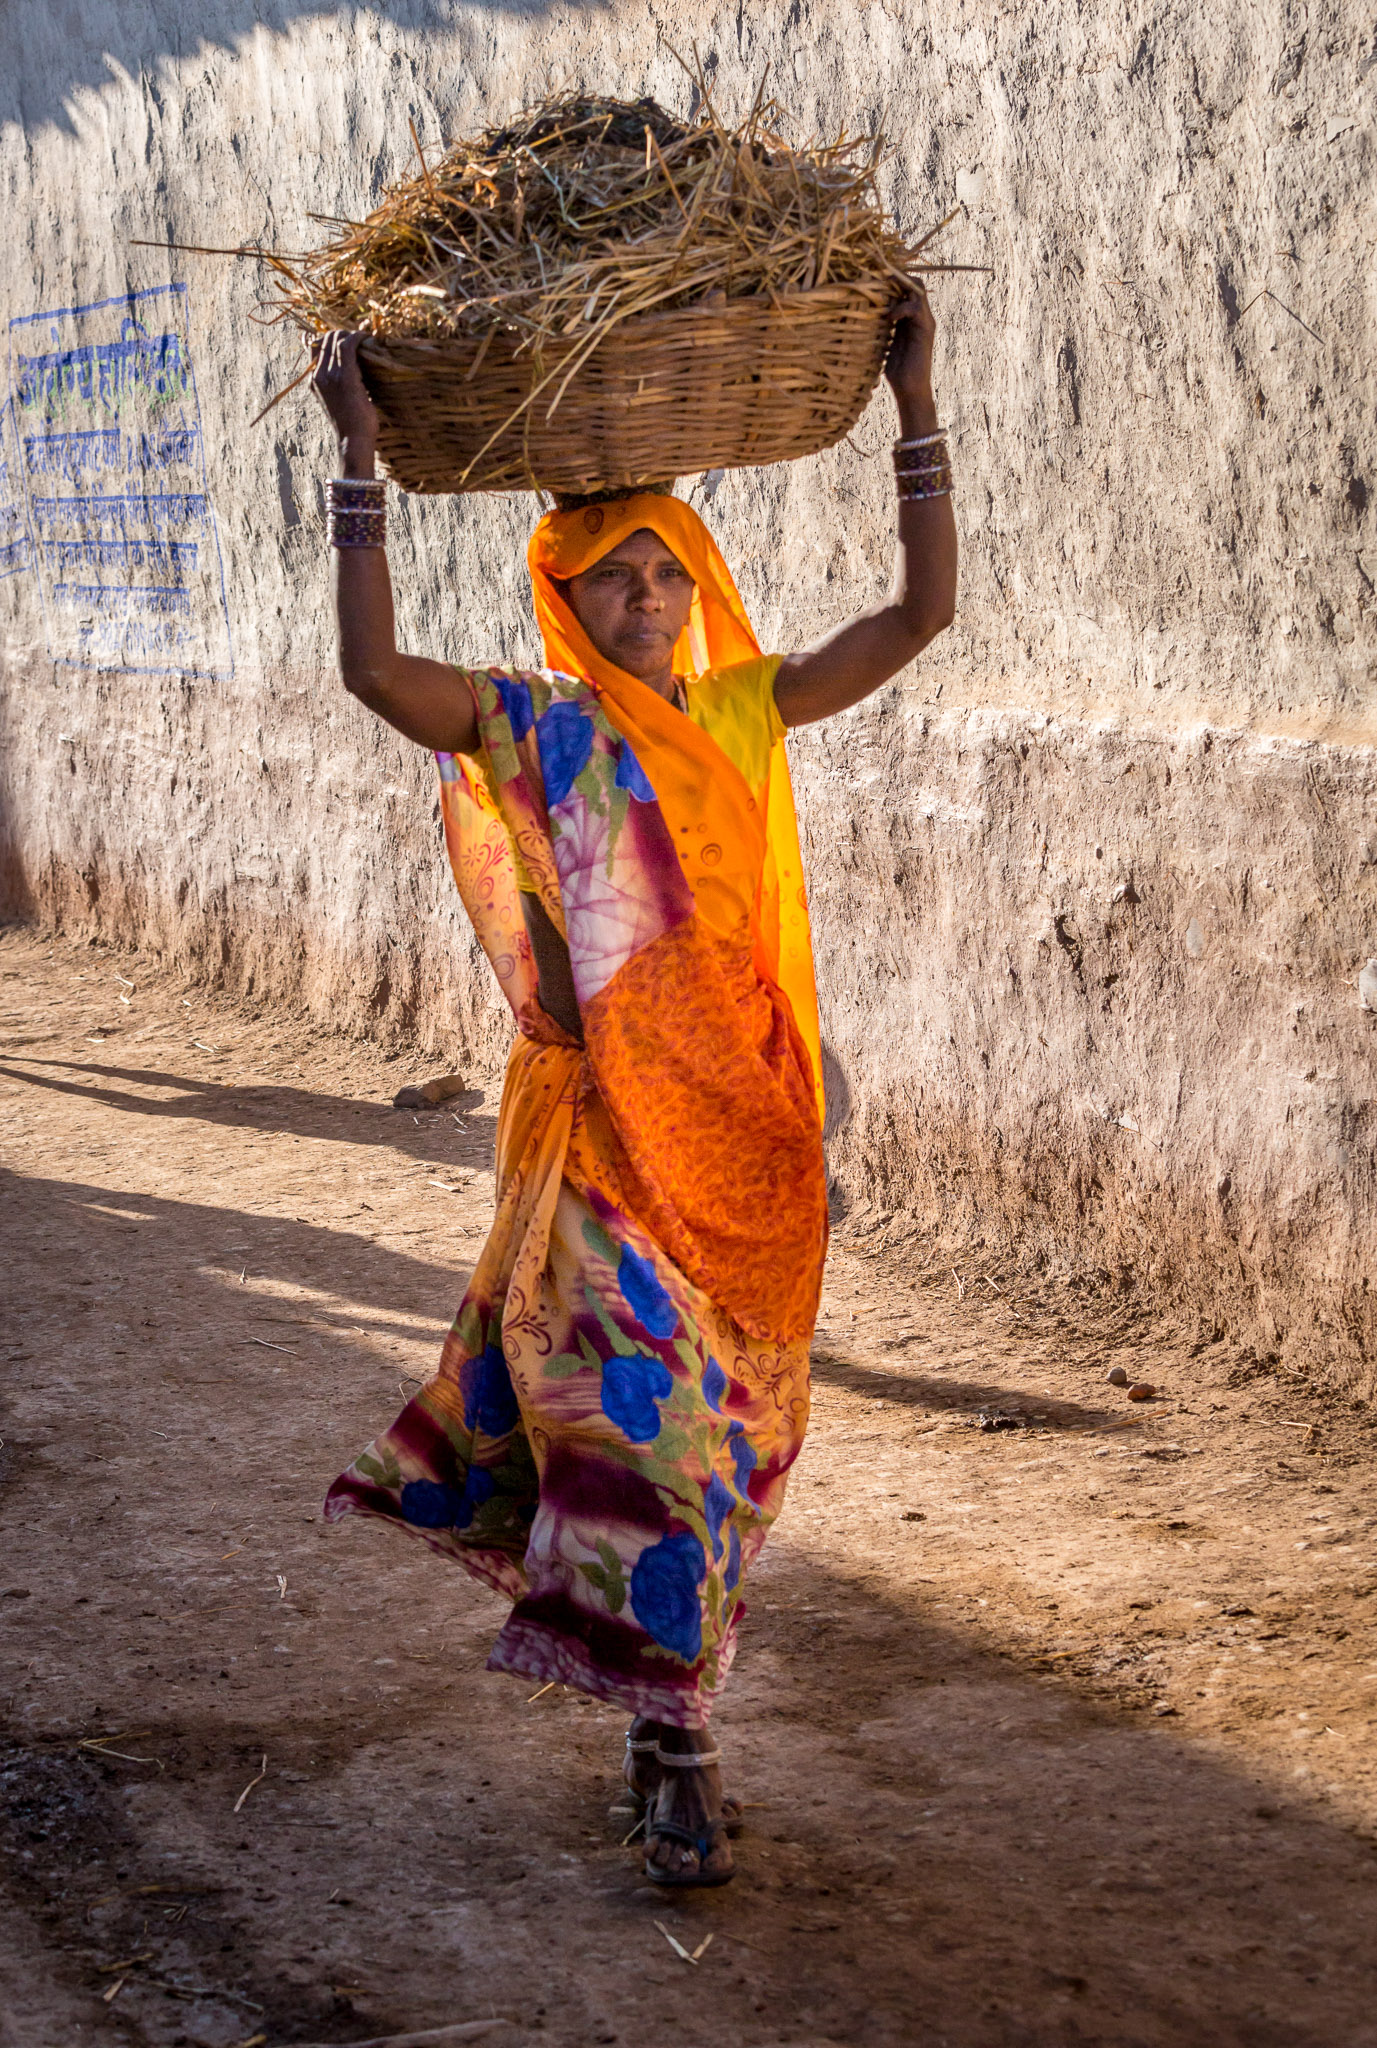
314 296 956 1887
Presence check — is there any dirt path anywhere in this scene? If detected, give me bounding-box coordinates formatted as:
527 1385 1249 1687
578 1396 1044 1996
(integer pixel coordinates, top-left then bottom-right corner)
3 926 1376 2048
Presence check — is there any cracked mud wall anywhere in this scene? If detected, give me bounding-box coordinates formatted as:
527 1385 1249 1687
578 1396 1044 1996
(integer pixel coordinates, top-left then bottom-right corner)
1 2 1374 1382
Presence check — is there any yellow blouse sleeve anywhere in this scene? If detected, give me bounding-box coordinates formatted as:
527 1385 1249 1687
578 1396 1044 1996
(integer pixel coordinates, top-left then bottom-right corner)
684 655 785 800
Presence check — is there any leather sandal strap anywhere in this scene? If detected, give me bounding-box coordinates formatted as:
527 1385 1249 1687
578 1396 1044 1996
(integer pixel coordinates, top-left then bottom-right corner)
654 1745 721 1768
645 1814 726 1853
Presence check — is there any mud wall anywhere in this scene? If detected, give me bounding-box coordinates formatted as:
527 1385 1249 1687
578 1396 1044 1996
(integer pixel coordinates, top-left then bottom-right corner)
2 2 1374 1383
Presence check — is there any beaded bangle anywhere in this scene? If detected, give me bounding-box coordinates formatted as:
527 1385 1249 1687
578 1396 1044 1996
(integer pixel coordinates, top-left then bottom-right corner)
329 506 387 549
894 434 950 466
894 430 951 502
326 476 386 545
897 468 953 503
326 476 385 509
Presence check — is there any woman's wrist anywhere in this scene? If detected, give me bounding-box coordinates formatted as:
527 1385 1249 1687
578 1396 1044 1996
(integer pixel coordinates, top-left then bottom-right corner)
338 433 378 480
895 392 940 439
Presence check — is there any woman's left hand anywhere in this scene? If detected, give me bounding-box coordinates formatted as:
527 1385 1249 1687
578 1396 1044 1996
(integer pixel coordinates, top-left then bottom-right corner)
883 291 938 431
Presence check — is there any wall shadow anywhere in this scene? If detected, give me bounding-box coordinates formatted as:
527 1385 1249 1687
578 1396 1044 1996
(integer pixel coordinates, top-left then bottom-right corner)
3 0 602 136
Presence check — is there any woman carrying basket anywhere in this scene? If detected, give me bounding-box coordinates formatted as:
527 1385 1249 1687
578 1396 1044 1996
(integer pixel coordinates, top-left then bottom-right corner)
314 295 956 1888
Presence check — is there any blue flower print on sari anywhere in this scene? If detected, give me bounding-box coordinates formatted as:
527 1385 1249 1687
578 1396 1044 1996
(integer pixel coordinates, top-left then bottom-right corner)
399 1479 467 1528
703 1472 735 1560
613 741 655 802
726 1418 757 1494
455 1464 496 1527
617 1244 678 1339
630 1529 706 1663
724 1524 742 1593
701 1355 728 1413
537 699 595 805
399 1465 497 1531
601 1351 673 1443
492 672 534 741
461 1343 521 1439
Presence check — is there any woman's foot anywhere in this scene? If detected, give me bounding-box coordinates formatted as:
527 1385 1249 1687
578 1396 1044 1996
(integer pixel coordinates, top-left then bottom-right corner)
613 1717 745 1841
643 1726 735 1888
623 1714 660 1807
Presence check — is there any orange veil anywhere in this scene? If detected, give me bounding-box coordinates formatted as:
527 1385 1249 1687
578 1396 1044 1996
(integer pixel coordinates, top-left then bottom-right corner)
527 494 822 1115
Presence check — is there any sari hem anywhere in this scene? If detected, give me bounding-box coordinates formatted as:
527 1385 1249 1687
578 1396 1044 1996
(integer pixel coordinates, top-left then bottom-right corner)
486 1615 733 1728
322 1482 528 1604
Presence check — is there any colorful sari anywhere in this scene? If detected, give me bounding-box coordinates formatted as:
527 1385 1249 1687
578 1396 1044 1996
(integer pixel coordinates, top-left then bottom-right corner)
325 495 827 1727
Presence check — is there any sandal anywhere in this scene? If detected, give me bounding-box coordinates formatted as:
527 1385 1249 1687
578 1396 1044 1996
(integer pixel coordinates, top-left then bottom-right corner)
643 1746 736 1889
610 1735 744 1839
608 1734 659 1831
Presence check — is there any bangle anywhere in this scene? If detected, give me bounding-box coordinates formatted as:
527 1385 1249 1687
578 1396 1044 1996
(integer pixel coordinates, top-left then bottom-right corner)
326 477 386 549
897 469 953 502
894 431 951 501
326 476 385 507
329 506 387 549
894 434 949 468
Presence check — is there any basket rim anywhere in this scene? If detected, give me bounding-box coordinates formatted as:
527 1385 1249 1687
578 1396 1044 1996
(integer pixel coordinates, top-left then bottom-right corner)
356 279 902 368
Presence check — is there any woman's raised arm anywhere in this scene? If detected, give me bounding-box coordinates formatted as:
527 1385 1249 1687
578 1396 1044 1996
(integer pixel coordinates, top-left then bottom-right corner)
771 293 958 729
311 332 478 754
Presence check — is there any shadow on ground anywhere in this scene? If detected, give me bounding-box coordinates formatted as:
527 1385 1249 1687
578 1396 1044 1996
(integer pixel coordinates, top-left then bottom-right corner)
0 1052 494 1166
3 1163 1377 2044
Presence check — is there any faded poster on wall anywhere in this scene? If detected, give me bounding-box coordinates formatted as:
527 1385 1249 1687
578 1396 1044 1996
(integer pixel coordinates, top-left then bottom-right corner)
7 281 232 676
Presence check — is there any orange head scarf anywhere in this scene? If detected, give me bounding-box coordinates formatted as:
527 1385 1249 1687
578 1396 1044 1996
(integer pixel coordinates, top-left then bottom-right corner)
528 491 760 687
526 493 823 1114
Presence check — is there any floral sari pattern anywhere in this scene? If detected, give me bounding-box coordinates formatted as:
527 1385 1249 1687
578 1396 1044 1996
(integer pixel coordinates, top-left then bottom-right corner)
326 660 826 1726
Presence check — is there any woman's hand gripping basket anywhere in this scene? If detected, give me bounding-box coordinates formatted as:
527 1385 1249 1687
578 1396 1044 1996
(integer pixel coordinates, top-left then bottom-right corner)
265 91 957 495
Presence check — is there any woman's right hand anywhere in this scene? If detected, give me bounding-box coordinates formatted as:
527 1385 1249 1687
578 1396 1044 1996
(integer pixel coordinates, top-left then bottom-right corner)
311 330 381 478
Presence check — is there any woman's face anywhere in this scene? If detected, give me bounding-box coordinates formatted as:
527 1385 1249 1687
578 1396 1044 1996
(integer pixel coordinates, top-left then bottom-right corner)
565 528 695 684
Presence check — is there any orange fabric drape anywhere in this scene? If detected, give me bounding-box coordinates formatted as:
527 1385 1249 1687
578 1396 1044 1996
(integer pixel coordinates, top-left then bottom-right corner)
527 494 823 1114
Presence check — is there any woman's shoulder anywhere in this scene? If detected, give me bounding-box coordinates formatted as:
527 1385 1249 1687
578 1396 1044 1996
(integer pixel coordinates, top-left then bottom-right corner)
686 655 786 793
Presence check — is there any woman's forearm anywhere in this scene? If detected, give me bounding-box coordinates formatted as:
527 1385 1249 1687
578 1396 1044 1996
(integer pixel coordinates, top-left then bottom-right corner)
330 526 478 752
772 294 958 728
889 393 959 645
315 343 478 753
773 436 957 729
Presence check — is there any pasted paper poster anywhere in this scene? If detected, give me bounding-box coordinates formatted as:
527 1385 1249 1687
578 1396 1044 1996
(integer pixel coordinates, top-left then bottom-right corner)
8 282 232 676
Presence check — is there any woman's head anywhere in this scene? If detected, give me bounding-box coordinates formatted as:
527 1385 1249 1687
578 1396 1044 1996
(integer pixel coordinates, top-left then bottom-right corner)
563 526 695 686
529 490 759 695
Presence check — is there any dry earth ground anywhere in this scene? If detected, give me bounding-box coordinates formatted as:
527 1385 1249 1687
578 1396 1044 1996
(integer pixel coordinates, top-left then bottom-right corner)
2 926 1376 2048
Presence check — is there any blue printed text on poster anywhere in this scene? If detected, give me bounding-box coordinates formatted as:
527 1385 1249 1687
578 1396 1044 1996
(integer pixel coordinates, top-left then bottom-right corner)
8 284 232 675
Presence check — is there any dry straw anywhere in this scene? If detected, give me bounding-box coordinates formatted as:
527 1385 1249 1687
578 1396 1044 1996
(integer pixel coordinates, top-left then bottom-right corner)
163 68 977 494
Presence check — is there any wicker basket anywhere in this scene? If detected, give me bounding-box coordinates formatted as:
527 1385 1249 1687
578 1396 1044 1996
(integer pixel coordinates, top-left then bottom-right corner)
358 283 897 496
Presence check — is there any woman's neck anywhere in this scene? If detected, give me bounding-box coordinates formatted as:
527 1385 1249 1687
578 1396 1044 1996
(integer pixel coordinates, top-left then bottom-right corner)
640 662 677 701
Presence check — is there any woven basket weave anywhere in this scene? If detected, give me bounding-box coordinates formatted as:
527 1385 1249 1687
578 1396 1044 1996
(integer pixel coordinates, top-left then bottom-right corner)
358 283 897 496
